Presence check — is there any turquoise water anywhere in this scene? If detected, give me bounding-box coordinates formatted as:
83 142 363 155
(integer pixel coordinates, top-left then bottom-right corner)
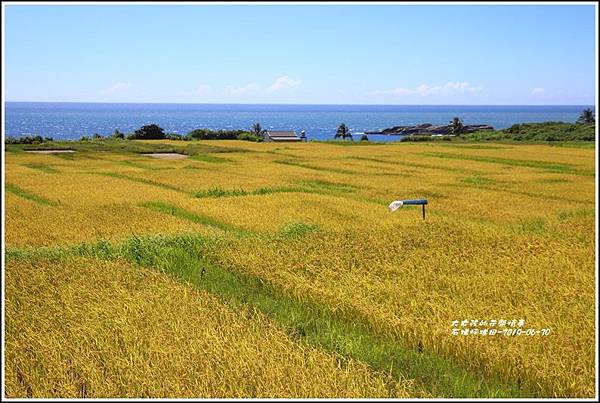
4 102 594 142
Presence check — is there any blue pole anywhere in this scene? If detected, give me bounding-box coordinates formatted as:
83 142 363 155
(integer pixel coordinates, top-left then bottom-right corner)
399 199 428 219
401 199 428 206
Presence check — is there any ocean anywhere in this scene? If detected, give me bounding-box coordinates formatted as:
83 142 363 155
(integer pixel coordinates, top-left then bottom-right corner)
4 102 595 142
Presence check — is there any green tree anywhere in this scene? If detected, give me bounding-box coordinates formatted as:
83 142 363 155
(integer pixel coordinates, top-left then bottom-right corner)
449 117 465 135
335 123 352 140
360 134 369 141
577 108 595 124
112 129 125 139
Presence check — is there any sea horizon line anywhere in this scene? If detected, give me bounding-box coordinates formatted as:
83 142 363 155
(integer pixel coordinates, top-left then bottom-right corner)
4 101 595 107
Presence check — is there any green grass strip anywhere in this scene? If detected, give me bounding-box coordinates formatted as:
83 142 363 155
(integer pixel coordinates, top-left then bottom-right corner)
97 172 189 194
460 176 497 186
418 152 588 174
139 201 250 235
22 163 60 174
557 208 595 221
190 154 232 164
194 185 318 199
50 152 76 161
274 159 357 175
296 179 360 193
5 183 57 206
5 233 531 397
119 160 173 171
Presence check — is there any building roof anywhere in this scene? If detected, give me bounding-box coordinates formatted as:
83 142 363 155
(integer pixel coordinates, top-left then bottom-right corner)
266 130 297 137
269 136 302 141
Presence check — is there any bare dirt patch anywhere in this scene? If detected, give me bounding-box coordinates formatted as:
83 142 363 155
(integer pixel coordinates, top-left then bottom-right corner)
142 153 188 160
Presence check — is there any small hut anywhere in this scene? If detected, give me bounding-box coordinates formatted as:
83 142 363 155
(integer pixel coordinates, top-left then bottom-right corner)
264 130 301 142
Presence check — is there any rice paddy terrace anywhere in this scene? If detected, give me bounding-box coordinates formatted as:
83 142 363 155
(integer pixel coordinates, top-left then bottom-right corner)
3 139 596 398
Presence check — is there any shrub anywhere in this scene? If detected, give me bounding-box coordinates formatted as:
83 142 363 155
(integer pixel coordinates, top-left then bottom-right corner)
128 124 166 140
166 133 183 141
4 135 53 145
237 132 262 142
111 129 125 139
186 128 257 142
400 135 435 142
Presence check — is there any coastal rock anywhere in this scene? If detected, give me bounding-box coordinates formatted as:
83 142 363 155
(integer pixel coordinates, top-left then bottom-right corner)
368 123 495 135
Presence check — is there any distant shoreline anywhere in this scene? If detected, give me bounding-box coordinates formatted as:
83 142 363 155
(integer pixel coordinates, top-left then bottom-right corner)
4 103 595 141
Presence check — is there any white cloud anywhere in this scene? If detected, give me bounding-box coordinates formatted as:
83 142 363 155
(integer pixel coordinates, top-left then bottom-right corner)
371 81 482 97
224 82 260 96
197 84 211 94
101 82 131 94
530 87 545 96
221 76 301 98
267 75 301 93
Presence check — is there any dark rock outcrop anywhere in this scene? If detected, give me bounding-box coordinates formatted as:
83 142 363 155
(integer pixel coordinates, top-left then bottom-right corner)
367 124 494 135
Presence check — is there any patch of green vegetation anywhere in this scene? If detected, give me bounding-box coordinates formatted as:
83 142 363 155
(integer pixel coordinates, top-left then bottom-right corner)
461 176 496 186
97 172 188 194
186 128 261 142
119 160 173 171
50 152 76 161
6 233 530 398
278 222 321 238
296 179 360 193
557 209 595 221
499 122 596 142
5 135 54 144
23 163 59 174
400 135 453 143
5 183 57 206
518 217 546 234
534 177 571 184
195 187 249 198
251 186 302 195
194 186 303 199
459 122 595 142
274 160 356 175
182 165 206 170
190 154 232 164
139 201 249 235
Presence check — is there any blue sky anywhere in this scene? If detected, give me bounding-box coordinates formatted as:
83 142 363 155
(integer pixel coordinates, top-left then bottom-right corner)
3 3 596 105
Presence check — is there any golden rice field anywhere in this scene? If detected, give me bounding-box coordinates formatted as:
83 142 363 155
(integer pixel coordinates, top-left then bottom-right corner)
3 140 597 398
